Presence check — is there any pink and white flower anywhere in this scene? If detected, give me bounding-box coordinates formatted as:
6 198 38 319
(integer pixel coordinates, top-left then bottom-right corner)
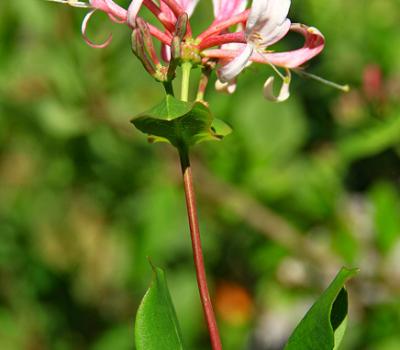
48 0 328 101
199 0 325 101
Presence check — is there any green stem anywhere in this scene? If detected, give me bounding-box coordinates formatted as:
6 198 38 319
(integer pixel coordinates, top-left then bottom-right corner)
163 81 175 96
181 62 192 102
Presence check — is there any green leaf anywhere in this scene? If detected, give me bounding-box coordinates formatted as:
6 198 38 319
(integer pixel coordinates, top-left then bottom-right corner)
135 265 184 350
285 267 358 350
131 95 231 148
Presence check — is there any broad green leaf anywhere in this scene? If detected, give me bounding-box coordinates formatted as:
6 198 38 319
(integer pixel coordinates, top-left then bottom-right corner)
131 95 231 148
135 265 184 350
285 267 358 350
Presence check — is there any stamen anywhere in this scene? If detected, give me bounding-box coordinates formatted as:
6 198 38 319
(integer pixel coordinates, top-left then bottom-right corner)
294 69 350 92
46 0 90 8
267 61 286 81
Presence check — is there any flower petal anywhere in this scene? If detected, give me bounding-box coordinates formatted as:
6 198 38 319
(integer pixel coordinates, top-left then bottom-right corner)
218 44 253 82
263 72 291 102
261 18 291 47
161 43 172 62
263 24 325 68
246 0 291 47
127 0 144 26
104 0 127 19
178 0 200 16
89 0 127 20
213 0 248 21
81 9 113 48
215 79 237 94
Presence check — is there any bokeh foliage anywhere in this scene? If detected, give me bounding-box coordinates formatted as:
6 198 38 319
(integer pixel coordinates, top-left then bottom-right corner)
0 0 399 349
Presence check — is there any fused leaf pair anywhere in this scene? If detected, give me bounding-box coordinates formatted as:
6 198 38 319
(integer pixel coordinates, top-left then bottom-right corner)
131 95 232 150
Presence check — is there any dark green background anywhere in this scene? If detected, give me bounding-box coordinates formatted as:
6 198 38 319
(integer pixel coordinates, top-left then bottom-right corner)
0 1 399 349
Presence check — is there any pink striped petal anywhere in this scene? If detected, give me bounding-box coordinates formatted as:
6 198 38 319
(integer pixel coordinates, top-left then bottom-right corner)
89 0 109 12
104 0 127 19
263 24 325 68
89 0 127 20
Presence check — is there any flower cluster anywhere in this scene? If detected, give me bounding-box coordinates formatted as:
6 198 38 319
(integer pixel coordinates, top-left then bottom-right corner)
47 0 328 102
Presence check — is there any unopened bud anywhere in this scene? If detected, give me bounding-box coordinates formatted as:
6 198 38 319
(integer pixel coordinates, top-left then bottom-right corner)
174 13 188 40
136 18 160 65
131 29 156 75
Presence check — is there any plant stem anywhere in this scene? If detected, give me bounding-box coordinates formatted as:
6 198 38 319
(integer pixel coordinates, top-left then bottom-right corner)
196 64 213 102
178 147 222 350
181 62 192 102
163 81 175 96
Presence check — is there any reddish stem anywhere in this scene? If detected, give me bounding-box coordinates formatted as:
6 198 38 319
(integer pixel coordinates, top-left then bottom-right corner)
179 149 222 350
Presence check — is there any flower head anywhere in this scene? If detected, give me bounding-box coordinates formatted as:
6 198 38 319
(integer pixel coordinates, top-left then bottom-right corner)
47 0 339 102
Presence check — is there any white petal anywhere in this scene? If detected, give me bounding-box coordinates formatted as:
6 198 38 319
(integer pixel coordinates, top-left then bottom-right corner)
246 0 291 47
263 74 291 102
215 79 237 94
262 18 291 47
219 44 253 82
246 0 269 33
178 0 200 16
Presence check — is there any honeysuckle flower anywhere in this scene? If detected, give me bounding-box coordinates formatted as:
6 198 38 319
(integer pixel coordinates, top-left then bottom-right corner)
202 23 325 101
218 0 291 82
48 0 332 102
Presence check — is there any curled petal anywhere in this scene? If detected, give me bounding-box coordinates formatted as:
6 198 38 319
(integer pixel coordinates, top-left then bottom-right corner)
81 10 113 48
218 44 253 82
89 0 110 11
263 71 291 102
108 13 127 23
264 24 325 68
215 79 237 94
102 0 127 19
89 0 127 20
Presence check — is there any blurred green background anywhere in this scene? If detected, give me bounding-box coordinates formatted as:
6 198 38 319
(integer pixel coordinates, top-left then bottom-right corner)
0 0 400 349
